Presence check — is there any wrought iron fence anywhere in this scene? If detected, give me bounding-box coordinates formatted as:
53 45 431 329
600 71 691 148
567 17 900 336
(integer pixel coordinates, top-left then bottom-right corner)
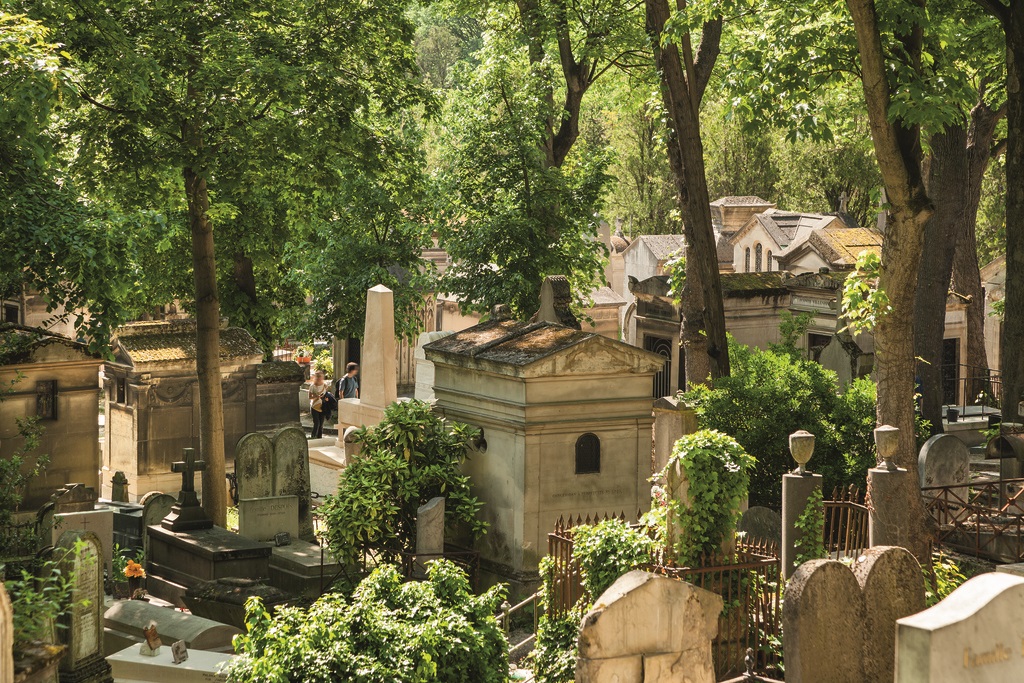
498 591 542 661
940 362 1001 416
0 519 40 578
823 485 869 560
547 522 782 680
922 477 1024 562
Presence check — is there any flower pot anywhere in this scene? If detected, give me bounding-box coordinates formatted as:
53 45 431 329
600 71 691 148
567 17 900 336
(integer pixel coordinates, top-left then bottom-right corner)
128 576 144 598
111 581 131 600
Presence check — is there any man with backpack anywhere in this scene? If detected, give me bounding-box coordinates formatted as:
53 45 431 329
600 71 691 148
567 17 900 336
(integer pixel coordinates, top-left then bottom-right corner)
336 362 360 399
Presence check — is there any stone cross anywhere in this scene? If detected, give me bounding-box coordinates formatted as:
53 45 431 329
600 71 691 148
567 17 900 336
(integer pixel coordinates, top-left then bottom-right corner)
839 190 850 214
172 448 206 494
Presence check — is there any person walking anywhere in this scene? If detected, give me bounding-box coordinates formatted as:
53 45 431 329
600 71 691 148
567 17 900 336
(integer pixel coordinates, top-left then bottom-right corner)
308 370 330 439
336 362 360 399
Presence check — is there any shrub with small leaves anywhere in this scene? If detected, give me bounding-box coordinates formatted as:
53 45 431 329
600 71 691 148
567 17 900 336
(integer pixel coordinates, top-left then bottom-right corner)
229 560 508 683
793 489 826 565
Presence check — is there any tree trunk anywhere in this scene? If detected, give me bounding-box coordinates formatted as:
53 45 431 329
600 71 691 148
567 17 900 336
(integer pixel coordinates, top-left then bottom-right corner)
847 0 934 561
914 130 965 436
1003 4 1024 422
646 0 729 383
183 118 227 526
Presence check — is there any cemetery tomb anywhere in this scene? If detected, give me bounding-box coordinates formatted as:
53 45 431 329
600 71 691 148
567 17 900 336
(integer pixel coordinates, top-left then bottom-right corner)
425 311 664 582
896 572 1024 683
106 644 235 683
103 319 300 500
103 599 241 656
235 426 314 542
0 327 103 509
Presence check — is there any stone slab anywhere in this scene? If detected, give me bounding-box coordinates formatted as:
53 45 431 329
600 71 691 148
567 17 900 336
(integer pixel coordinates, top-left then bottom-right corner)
103 600 241 654
106 643 234 682
896 572 1024 682
53 507 115 575
237 496 299 543
267 542 342 598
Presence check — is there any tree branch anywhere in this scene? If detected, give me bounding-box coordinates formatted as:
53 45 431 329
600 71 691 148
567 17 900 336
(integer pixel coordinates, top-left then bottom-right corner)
972 0 1010 25
692 17 723 102
992 137 1008 159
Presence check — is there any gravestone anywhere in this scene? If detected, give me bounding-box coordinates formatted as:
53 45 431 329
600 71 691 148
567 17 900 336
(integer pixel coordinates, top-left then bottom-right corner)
575 570 722 683
238 496 299 543
918 434 970 499
896 572 1024 682
140 493 175 560
110 472 129 503
50 484 115 576
783 560 866 683
851 546 926 683
737 506 782 547
55 530 113 683
1 582 12 683
416 497 445 557
103 600 241 655
235 427 313 542
785 550 924 683
336 285 398 436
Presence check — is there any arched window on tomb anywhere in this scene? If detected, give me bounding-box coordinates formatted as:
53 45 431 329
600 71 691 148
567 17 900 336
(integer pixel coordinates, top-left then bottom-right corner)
744 247 751 273
575 433 601 474
767 250 773 271
755 243 763 272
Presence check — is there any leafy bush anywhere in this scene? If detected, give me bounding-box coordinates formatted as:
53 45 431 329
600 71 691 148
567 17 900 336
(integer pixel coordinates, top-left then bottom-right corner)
924 553 967 608
572 519 656 600
793 489 826 565
312 349 334 379
318 400 487 566
229 560 508 683
4 539 89 644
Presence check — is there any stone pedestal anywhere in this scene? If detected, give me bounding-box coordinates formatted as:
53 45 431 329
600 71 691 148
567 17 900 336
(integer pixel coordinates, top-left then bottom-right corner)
652 397 697 475
782 472 823 579
145 525 272 608
268 542 343 598
867 466 910 547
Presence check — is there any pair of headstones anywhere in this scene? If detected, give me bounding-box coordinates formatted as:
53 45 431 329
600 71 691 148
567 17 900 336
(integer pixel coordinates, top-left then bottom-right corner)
783 546 925 683
234 427 313 542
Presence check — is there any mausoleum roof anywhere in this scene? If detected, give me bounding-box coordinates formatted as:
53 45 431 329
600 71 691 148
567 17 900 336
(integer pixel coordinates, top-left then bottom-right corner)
424 319 664 375
256 360 305 383
113 319 263 366
710 196 773 206
621 235 685 262
0 323 101 366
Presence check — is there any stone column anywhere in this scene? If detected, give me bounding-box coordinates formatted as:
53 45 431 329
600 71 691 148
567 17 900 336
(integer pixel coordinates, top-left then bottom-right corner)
868 425 910 547
782 430 823 579
652 396 698 475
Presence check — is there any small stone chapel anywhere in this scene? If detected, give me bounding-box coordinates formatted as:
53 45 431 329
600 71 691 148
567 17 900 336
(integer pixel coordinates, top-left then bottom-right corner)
424 277 664 584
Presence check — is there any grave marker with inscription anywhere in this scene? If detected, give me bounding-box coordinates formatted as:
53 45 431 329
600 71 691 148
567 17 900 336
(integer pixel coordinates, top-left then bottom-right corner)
55 530 113 683
238 496 299 542
896 572 1024 683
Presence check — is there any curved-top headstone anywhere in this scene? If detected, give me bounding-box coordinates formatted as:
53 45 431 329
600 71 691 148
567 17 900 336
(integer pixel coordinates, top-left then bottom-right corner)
272 426 313 542
234 432 275 500
896 572 1024 682
851 546 925 683
783 559 866 683
918 434 970 492
55 530 111 681
576 570 722 683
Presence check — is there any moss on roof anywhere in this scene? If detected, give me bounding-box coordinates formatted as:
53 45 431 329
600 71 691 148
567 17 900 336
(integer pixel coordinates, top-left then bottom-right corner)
0 324 99 366
257 360 305 383
720 272 788 294
114 321 262 365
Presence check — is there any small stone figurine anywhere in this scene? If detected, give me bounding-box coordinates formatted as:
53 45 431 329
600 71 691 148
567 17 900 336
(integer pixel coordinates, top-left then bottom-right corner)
140 624 162 656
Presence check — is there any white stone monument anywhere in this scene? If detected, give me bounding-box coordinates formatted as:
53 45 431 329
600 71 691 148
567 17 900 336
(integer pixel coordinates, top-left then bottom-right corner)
337 285 398 436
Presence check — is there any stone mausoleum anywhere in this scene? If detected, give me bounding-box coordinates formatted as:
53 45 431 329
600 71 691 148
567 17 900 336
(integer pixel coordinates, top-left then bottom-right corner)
424 314 664 584
0 324 103 509
103 319 302 500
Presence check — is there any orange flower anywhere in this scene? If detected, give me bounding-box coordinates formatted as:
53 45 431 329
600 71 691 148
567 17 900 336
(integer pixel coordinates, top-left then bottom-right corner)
124 559 146 579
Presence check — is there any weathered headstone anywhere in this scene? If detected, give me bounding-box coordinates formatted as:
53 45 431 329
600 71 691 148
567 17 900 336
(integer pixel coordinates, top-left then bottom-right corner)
918 434 970 499
140 493 175 560
110 472 129 503
737 506 782 547
851 546 926 683
896 572 1024 682
55 530 113 683
415 497 445 557
238 496 299 543
783 560 866 683
234 433 275 501
575 570 722 683
50 484 115 578
53 483 98 513
0 582 12 683
272 427 313 542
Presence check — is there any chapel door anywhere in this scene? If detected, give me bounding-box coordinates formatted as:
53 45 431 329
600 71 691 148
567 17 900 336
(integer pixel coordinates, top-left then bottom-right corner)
941 338 960 406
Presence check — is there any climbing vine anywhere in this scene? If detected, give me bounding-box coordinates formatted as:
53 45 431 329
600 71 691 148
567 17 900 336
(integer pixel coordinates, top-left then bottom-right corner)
841 251 890 335
793 488 826 565
659 430 755 566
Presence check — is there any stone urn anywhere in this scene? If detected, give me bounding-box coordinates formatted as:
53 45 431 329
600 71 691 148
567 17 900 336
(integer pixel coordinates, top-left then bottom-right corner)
874 425 900 471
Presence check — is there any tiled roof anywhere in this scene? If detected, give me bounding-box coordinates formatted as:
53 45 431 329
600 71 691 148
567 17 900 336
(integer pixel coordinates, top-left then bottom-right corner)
809 227 883 266
636 235 685 261
424 319 594 366
114 320 263 365
590 286 626 306
716 233 735 263
710 196 774 206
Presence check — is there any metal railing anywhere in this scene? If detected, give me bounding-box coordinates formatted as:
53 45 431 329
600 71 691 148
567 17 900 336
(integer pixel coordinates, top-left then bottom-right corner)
922 477 1024 562
823 486 869 560
941 363 1001 417
498 592 542 661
